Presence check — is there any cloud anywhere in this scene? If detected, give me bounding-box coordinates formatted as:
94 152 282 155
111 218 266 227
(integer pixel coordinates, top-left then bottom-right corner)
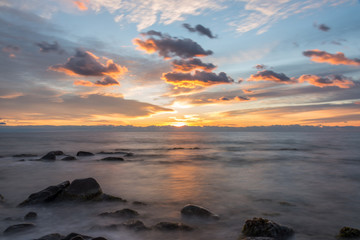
50 49 128 79
187 95 251 105
254 64 267 70
183 23 217 38
163 70 234 88
303 49 360 66
133 31 213 59
298 74 355 88
73 0 88 11
248 70 296 84
35 41 64 54
314 23 330 32
2 44 20 58
73 76 120 87
171 58 216 72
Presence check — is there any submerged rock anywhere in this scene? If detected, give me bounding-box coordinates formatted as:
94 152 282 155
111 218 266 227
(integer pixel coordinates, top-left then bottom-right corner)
100 157 124 161
34 233 64 240
122 219 150 231
13 154 37 158
18 181 70 206
61 156 77 161
181 204 219 220
338 226 360 238
242 218 294 239
3 223 36 235
77 151 94 156
24 211 37 220
99 208 139 218
153 222 194 231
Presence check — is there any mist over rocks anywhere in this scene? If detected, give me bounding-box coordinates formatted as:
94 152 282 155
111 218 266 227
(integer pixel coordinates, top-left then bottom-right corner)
181 204 219 220
241 218 294 239
3 223 36 235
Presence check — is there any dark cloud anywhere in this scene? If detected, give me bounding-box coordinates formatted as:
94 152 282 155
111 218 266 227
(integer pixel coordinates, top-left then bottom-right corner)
35 41 65 54
183 23 217 39
133 31 213 59
163 70 234 88
50 49 128 77
254 64 267 70
171 58 216 72
248 70 296 84
187 95 250 105
94 76 119 86
303 49 360 66
314 23 330 32
298 74 355 88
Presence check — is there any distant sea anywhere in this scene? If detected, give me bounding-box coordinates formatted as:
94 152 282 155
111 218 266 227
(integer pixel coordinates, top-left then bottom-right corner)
1 130 360 240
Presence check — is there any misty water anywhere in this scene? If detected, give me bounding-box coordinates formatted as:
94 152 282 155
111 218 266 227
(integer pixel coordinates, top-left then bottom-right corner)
0 131 359 240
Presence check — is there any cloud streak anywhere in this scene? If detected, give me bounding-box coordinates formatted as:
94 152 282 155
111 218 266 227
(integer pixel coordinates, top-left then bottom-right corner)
248 70 296 84
303 49 360 66
298 74 355 88
183 23 217 38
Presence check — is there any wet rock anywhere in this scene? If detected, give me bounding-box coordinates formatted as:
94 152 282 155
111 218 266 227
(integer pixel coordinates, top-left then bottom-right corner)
77 151 94 156
99 208 139 218
24 211 37 220
242 218 294 239
61 156 77 161
13 154 37 157
122 219 150 231
153 222 194 231
100 157 124 161
181 204 219 220
132 201 147 206
41 152 57 161
3 223 36 235
338 226 360 238
62 233 92 240
92 238 108 240
0 193 4 202
98 193 127 202
60 178 102 200
125 152 134 157
34 233 64 240
18 181 70 207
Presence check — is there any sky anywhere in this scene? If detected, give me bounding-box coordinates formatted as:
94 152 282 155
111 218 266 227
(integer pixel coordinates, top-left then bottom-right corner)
0 0 360 127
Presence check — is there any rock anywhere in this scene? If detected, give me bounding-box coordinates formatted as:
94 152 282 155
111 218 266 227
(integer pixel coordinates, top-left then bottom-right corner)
24 211 37 220
61 156 77 161
77 151 94 156
62 233 92 240
338 226 360 238
3 223 36 235
181 204 219 220
97 151 128 155
99 208 139 218
153 222 194 231
132 201 147 206
18 181 70 207
125 152 134 157
0 193 4 202
100 157 124 161
13 154 37 157
122 219 150 231
241 238 275 240
242 218 294 239
41 152 57 161
90 224 121 231
98 193 127 202
60 178 102 200
92 238 108 240
34 233 64 240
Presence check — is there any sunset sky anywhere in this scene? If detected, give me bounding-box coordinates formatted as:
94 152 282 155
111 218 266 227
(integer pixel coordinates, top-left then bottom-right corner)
1 0 360 127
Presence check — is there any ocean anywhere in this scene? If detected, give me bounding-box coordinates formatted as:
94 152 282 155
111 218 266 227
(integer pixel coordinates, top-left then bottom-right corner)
0 131 359 240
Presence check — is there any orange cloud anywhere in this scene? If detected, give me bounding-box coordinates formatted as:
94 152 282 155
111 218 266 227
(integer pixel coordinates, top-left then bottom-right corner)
303 49 360 66
74 76 120 87
73 0 88 11
73 80 94 86
248 70 296 84
133 38 157 54
171 58 216 72
298 74 355 88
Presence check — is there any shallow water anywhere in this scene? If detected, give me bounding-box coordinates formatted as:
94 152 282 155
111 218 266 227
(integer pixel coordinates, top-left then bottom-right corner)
0 131 360 239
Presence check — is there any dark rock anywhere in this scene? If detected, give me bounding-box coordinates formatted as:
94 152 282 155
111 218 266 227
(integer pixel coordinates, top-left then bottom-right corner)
24 211 37 220
52 151 64 155
122 219 150 231
242 218 294 239
132 201 147 206
338 226 360 238
62 233 92 240
41 152 56 161
181 204 219 220
3 223 35 235
18 181 70 207
61 156 77 161
60 178 102 200
241 238 275 240
77 151 94 156
0 193 4 202
168 147 185 150
92 238 108 240
153 222 194 231
97 151 128 155
13 154 37 157
100 157 124 161
34 233 64 240
98 193 127 202
125 152 134 157
99 208 139 218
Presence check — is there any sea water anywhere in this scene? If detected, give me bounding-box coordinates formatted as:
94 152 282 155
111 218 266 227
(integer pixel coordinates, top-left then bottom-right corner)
0 131 359 240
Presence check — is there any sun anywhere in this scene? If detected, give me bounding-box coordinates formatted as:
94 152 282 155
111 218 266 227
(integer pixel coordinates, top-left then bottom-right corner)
172 122 187 127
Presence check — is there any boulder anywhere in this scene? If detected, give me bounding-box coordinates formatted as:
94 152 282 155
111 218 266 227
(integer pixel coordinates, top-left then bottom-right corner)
338 226 360 238
77 151 94 156
242 218 294 239
3 223 35 235
34 233 64 240
24 211 37 220
100 157 124 161
99 208 139 218
18 181 70 206
181 204 219 220
61 156 77 161
41 152 56 161
60 178 102 200
153 222 194 231
122 219 150 231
